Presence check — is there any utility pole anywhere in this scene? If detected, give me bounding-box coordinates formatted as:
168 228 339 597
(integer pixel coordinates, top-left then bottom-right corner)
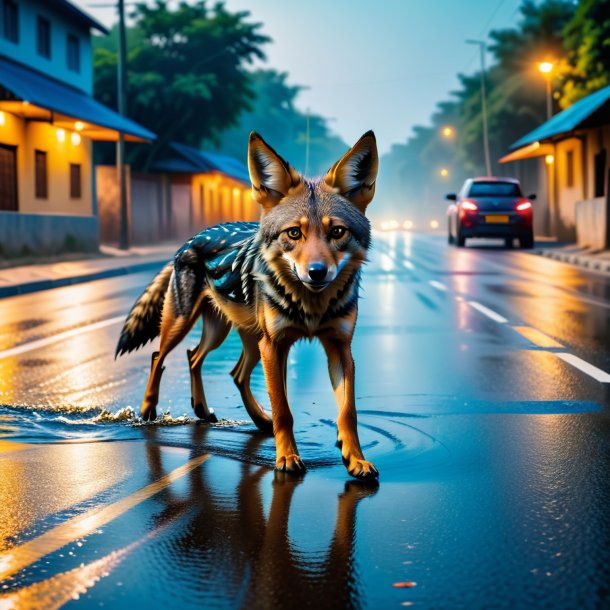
304 107 310 177
466 39 492 176
117 0 130 249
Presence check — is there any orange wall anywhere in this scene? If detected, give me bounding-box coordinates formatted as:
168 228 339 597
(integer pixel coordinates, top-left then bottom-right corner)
0 110 92 215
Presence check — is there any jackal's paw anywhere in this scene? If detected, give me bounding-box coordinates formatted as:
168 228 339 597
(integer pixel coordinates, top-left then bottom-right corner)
275 454 306 474
140 405 157 422
191 399 218 423
343 456 379 481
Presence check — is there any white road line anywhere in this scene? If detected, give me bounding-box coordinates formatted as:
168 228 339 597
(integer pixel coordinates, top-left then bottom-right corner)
468 301 508 324
556 353 610 383
429 280 448 292
404 260 415 270
0 315 125 360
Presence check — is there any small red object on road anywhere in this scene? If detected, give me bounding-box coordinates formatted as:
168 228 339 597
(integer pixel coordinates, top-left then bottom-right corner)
393 581 417 588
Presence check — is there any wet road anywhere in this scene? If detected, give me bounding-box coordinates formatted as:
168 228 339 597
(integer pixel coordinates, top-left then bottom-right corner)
1 232 610 609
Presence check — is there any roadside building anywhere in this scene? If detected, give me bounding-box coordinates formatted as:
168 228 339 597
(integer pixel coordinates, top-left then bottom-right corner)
0 0 154 257
96 142 257 246
500 85 610 248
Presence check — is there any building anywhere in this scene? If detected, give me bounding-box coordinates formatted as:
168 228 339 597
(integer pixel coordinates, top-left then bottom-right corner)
500 85 610 248
96 142 258 246
0 0 154 257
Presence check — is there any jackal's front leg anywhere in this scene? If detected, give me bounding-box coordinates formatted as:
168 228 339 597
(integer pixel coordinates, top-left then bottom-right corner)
259 335 304 473
322 338 379 481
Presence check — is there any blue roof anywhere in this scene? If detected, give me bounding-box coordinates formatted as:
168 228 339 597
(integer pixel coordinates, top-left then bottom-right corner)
511 84 610 150
0 57 155 141
153 142 250 184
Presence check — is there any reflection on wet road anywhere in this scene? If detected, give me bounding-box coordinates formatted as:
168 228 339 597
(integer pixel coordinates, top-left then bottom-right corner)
1 233 610 608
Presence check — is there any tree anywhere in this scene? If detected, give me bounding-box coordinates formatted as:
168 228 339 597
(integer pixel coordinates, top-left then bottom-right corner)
212 70 349 176
93 1 269 168
559 0 610 107
376 0 576 225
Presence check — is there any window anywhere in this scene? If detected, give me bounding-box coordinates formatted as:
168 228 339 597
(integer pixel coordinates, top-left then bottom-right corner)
594 150 607 198
566 150 574 188
37 16 51 58
0 143 18 211
468 181 522 197
35 150 47 198
70 163 81 198
67 33 80 72
3 0 18 43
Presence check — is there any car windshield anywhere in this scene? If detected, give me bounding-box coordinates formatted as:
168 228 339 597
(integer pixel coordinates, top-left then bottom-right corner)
467 182 522 197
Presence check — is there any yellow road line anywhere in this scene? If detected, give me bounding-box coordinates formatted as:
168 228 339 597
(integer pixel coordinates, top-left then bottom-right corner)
512 326 564 348
0 453 210 582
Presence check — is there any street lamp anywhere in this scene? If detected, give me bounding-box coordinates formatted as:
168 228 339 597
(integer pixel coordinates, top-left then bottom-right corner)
441 126 455 139
537 61 554 120
440 168 449 178
466 39 492 176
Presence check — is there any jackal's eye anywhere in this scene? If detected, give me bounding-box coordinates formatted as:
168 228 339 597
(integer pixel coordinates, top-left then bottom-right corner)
286 227 302 240
330 226 347 239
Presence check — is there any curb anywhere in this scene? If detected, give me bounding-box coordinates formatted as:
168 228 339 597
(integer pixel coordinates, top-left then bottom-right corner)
537 249 610 274
0 259 167 299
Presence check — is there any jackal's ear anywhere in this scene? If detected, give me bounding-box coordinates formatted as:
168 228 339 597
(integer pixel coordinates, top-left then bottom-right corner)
324 131 378 213
248 132 301 212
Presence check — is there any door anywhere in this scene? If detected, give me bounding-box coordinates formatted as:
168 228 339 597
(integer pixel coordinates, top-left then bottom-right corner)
0 144 18 211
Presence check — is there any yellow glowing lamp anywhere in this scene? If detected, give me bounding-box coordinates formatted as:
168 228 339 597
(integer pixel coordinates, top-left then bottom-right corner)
0 111 5 126
545 154 554 165
440 168 449 177
538 62 553 75
56 128 66 142
441 126 454 138
74 121 85 131
71 132 81 145
403 220 413 230
430 219 439 229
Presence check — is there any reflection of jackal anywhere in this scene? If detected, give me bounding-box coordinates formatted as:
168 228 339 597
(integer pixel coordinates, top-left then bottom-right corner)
116 131 379 480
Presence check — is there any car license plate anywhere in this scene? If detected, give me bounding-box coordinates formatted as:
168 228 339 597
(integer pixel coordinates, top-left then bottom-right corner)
485 215 509 223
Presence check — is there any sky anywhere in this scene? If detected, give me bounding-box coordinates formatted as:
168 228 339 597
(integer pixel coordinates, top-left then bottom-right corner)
77 0 524 155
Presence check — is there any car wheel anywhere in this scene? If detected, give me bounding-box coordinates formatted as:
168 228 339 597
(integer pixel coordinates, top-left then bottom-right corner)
520 231 534 249
456 229 466 247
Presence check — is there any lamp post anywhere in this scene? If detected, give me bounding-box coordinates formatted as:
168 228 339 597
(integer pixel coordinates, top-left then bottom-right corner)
117 0 129 250
538 61 554 120
466 39 492 176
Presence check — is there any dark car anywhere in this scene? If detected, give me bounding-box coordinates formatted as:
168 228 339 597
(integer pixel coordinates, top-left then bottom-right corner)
446 177 536 249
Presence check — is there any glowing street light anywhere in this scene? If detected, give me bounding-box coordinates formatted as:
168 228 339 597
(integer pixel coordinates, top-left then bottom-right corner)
430 219 439 230
441 125 455 139
537 61 554 120
440 168 449 178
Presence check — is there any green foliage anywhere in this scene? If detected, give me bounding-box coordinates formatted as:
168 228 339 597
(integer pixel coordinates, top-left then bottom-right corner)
560 0 610 107
212 70 348 176
93 1 269 168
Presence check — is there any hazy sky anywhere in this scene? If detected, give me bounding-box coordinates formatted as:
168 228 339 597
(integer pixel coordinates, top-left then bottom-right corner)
78 0 523 154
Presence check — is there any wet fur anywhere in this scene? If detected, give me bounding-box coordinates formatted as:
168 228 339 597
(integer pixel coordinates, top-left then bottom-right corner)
116 131 379 481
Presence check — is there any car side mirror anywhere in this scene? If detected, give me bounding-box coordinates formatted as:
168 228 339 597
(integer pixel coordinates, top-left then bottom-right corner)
445 193 457 201
527 193 537 200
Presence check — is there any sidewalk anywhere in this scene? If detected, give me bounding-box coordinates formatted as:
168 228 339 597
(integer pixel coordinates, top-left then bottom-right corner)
536 243 610 274
0 244 178 298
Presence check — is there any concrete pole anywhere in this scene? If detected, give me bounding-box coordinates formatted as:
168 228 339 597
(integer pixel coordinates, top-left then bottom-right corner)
117 0 130 249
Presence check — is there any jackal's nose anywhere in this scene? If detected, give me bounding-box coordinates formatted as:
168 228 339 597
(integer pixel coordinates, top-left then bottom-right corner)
307 262 328 283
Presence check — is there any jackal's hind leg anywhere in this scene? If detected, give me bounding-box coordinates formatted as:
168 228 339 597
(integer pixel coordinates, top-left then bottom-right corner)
141 288 199 421
188 305 231 422
231 330 273 435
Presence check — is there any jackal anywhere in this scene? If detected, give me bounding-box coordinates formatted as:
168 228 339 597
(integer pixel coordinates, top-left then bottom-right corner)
116 131 379 480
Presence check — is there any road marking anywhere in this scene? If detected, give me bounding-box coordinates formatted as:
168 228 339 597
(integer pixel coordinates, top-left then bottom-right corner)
467 301 508 324
428 280 448 292
513 326 564 348
0 453 210 581
0 316 125 360
555 353 610 383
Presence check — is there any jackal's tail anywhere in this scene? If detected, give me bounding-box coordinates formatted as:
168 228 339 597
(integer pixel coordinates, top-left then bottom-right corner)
115 262 174 357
